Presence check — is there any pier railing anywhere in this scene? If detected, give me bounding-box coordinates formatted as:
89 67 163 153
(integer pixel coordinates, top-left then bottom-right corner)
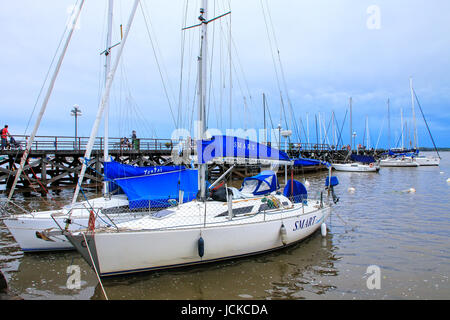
2 135 176 153
1 135 336 154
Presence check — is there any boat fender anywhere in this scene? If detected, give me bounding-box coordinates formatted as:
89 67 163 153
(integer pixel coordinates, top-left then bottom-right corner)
198 236 205 258
280 224 287 245
321 223 327 237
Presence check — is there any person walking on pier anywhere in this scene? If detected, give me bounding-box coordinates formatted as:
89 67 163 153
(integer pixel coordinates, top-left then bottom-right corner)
1 125 11 150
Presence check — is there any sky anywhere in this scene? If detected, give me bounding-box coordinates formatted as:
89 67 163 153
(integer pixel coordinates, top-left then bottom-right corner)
1 0 449 148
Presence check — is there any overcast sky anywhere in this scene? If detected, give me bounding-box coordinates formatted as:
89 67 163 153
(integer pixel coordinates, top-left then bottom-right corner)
1 0 449 148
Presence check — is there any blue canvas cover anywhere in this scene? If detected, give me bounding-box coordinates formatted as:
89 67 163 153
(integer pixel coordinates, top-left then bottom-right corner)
325 176 339 187
104 161 185 180
111 169 198 209
350 154 375 163
240 170 279 195
283 179 307 203
293 157 331 168
198 136 291 164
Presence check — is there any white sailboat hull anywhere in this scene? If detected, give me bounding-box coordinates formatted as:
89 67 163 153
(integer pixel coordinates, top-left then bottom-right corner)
332 163 379 172
415 156 440 166
379 157 419 167
66 198 332 276
2 195 130 252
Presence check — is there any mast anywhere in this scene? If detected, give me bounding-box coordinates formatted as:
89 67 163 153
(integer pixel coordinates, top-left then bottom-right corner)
7 0 86 201
349 97 353 150
72 0 140 204
103 0 114 198
387 98 391 150
198 0 208 200
400 107 404 150
263 93 267 143
410 77 418 150
306 112 309 145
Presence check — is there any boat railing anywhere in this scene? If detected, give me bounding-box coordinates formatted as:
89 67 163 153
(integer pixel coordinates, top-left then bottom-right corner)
91 193 316 232
0 198 57 218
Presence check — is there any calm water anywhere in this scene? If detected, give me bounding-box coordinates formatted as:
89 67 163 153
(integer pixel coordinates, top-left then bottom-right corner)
1 152 449 300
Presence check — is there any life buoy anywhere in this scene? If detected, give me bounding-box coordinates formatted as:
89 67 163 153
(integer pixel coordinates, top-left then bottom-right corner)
369 163 374 168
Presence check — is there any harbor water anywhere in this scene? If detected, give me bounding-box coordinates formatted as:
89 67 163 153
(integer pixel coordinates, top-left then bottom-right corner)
0 152 449 300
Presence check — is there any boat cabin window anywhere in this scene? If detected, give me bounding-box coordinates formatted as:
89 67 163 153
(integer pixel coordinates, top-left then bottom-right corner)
151 209 175 219
215 205 254 218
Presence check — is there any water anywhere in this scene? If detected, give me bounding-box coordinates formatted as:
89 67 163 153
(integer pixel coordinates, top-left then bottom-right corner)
1 152 449 300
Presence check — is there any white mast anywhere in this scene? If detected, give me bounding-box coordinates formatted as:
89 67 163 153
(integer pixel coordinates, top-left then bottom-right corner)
7 0 85 201
349 97 352 150
400 107 404 150
365 115 370 149
103 0 114 197
306 112 309 145
198 0 208 200
387 98 391 150
410 77 418 149
72 0 139 204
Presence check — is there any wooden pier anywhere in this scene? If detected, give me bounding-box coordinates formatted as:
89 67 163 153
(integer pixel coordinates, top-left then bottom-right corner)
0 134 379 196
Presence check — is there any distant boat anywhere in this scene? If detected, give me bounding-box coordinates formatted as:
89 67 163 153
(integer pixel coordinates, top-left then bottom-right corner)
379 156 419 167
414 155 440 166
332 162 379 172
332 154 380 173
409 78 440 166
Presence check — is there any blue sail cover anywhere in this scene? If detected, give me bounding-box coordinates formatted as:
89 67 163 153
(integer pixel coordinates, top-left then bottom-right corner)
104 161 185 180
240 170 279 195
350 154 376 163
111 169 198 209
283 179 307 203
382 149 419 157
293 157 331 168
198 136 291 164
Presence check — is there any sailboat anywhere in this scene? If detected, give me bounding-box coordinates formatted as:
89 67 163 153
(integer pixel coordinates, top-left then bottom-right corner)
408 78 440 166
332 98 380 172
63 1 337 277
380 103 419 167
1 1 192 252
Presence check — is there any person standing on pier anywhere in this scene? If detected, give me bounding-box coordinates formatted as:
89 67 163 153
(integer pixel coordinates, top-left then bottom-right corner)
131 130 137 150
1 125 11 150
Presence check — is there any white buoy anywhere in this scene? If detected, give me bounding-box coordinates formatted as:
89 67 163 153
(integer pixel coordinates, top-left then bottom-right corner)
348 187 356 193
304 180 310 188
408 188 416 193
447 178 450 183
440 171 444 174
321 223 327 237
